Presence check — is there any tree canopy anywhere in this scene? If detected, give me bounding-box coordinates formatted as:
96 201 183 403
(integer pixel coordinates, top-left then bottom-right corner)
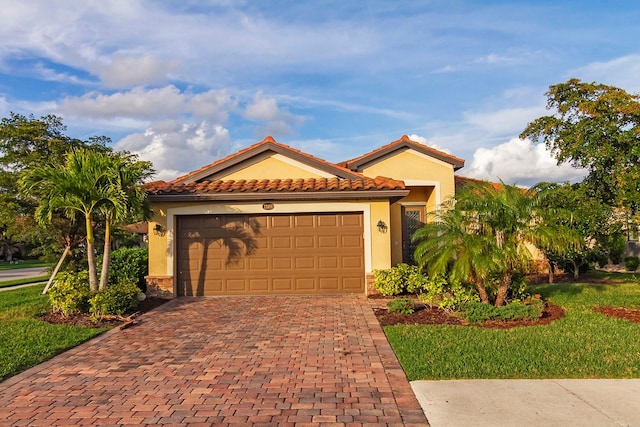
521 79 640 209
0 113 110 262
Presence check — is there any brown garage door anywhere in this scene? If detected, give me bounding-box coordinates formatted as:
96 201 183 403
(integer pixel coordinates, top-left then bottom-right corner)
176 212 364 296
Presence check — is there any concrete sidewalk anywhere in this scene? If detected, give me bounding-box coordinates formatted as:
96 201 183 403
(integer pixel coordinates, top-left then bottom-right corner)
412 379 640 426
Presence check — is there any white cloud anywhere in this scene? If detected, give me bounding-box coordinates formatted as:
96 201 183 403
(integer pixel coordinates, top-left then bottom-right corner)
407 134 452 154
465 138 587 187
243 91 305 137
33 63 95 85
97 55 180 88
60 85 234 121
570 54 640 93
115 120 232 181
474 53 517 65
432 65 457 74
244 91 281 122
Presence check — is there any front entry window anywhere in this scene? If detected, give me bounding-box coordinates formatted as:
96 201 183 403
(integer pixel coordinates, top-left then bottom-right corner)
402 206 426 264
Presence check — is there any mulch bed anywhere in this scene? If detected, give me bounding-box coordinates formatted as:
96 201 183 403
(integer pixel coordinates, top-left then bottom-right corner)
594 306 640 323
373 301 565 329
38 297 170 328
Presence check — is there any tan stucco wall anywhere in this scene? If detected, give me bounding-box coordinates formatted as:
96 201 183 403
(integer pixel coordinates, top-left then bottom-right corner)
369 200 392 271
360 149 456 204
147 207 169 278
220 155 332 180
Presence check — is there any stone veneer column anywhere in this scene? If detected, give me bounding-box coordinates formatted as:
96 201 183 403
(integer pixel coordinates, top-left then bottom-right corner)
145 276 174 299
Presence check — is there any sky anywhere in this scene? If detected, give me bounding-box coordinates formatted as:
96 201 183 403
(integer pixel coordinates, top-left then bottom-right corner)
1 0 639 186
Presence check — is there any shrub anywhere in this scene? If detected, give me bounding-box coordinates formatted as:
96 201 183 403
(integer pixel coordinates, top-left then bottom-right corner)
108 248 149 291
48 271 92 315
387 298 416 315
461 299 543 323
419 278 478 312
89 281 140 318
624 256 640 272
460 301 496 323
372 264 427 296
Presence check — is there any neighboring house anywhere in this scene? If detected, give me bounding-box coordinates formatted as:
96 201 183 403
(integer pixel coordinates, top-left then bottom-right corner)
145 135 464 297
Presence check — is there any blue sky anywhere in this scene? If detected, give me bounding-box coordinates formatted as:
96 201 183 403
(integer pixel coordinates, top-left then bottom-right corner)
1 0 639 185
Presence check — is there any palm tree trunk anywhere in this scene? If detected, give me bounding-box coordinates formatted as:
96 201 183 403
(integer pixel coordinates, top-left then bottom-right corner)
495 271 511 307
85 214 98 292
548 260 554 284
470 271 490 303
99 218 112 290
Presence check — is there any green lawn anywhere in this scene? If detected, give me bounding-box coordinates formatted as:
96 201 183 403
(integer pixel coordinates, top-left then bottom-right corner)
385 280 640 380
0 260 50 271
0 284 108 382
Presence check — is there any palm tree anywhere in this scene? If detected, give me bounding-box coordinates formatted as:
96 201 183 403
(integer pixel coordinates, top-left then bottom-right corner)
98 152 154 290
414 181 578 306
413 198 494 303
20 148 124 291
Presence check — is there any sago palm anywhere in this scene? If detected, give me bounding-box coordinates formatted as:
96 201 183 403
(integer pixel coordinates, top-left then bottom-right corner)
414 181 578 306
413 198 495 303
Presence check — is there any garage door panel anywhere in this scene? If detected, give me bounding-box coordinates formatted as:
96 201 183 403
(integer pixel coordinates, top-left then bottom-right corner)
342 256 363 269
272 257 292 269
318 278 339 290
318 256 339 269
177 213 364 295
295 257 315 269
226 279 248 292
343 277 364 291
226 259 245 270
271 216 292 227
295 278 315 290
273 278 294 291
249 279 269 291
294 236 315 248
318 235 338 248
341 235 362 247
272 236 292 248
341 214 362 226
294 215 314 227
316 215 337 227
248 257 268 270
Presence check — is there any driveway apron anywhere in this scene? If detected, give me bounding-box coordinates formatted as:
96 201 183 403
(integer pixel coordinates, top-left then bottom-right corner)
1 295 428 426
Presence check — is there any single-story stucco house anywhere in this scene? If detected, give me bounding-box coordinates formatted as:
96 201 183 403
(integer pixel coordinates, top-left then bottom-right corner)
144 135 466 298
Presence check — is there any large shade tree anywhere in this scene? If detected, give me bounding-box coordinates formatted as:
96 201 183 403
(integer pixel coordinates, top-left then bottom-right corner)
414 181 578 306
0 113 110 264
521 79 640 210
533 182 623 281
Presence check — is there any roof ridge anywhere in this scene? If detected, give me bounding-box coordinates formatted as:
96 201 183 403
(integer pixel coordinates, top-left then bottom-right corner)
171 136 368 183
340 135 464 170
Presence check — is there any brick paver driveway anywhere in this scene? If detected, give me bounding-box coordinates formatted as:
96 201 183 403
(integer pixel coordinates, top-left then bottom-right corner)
1 295 428 426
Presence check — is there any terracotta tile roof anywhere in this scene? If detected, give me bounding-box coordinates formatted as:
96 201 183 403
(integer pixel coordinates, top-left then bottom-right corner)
340 135 465 171
146 176 405 196
455 175 503 193
120 221 148 234
172 136 365 184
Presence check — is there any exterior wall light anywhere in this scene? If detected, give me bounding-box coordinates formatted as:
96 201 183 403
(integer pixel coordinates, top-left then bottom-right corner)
153 224 166 236
377 220 388 233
